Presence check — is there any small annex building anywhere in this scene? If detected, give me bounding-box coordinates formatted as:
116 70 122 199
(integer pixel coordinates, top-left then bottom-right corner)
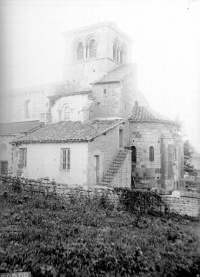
12 119 131 187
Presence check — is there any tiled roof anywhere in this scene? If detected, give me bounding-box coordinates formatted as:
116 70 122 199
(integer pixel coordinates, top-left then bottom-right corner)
129 106 179 126
48 90 92 100
94 63 133 84
13 119 124 144
0 121 43 136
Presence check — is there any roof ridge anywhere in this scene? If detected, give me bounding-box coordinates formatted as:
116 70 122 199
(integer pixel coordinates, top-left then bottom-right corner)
12 119 125 144
93 63 133 84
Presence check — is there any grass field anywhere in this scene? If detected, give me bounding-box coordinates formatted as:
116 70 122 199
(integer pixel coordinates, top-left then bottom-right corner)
0 181 200 277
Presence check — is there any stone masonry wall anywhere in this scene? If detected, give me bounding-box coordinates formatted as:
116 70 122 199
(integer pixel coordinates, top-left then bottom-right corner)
129 122 183 192
120 75 135 119
1 174 200 218
162 193 200 218
0 175 119 206
2 90 47 123
93 83 121 118
88 121 129 185
130 123 163 187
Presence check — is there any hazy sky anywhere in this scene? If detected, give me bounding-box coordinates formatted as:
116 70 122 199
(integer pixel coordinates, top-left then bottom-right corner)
1 0 200 151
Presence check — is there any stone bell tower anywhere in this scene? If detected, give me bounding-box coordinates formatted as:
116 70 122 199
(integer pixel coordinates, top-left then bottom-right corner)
63 22 133 92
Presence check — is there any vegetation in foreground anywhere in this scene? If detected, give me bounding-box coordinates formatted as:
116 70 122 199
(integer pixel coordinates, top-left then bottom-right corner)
0 181 200 277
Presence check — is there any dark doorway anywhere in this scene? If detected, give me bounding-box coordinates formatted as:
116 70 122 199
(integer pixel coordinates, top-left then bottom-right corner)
131 146 136 163
1 161 8 174
94 155 100 185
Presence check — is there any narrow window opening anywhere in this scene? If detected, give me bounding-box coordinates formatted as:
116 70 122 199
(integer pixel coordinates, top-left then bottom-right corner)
24 100 30 119
77 42 84 60
88 39 97 58
135 101 139 107
64 106 70 121
149 146 154 161
113 42 118 61
120 46 124 64
119 129 123 148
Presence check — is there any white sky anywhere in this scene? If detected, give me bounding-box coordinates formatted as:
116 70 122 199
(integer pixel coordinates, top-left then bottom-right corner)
1 0 200 151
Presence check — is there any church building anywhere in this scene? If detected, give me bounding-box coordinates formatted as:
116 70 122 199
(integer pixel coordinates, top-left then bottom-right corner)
0 22 184 192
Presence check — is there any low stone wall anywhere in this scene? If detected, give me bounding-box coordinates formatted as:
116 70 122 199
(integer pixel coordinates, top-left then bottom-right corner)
162 193 200 218
0 175 119 206
1 175 200 218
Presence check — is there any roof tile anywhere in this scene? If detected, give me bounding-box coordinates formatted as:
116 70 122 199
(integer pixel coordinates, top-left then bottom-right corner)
0 121 43 136
13 119 124 144
129 106 179 126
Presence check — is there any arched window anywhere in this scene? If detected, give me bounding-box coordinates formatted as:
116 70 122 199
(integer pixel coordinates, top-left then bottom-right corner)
113 42 117 60
77 42 84 60
120 46 125 64
24 100 30 119
131 146 137 163
117 48 120 62
149 146 154 161
88 39 97 58
64 106 70 121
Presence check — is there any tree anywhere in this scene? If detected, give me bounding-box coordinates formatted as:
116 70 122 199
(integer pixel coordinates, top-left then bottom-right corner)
184 140 197 176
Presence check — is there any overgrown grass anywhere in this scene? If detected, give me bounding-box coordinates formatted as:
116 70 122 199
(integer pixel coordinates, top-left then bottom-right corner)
0 180 200 277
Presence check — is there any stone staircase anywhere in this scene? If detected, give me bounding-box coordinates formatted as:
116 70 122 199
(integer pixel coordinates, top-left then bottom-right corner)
100 149 129 186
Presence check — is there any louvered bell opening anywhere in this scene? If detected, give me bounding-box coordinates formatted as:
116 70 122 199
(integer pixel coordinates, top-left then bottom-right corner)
77 42 84 60
89 39 97 58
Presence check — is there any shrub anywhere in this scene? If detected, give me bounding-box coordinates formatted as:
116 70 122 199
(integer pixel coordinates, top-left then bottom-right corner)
0 179 199 276
114 187 168 214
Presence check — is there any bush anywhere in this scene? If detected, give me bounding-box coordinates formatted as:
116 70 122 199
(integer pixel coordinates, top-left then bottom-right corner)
0 180 199 276
115 187 168 214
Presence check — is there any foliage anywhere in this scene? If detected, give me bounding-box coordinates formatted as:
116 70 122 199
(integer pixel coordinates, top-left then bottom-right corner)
114 187 168 215
184 140 197 176
0 180 200 277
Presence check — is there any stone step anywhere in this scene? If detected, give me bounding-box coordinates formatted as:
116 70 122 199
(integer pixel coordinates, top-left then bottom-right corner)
100 149 128 186
113 160 124 164
109 165 121 170
100 181 110 186
104 172 115 177
102 176 113 181
115 153 127 158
